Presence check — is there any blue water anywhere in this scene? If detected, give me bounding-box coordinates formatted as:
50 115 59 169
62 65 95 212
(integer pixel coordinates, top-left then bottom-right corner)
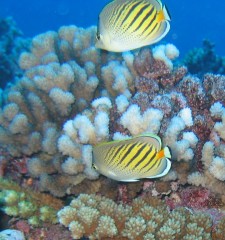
0 0 225 56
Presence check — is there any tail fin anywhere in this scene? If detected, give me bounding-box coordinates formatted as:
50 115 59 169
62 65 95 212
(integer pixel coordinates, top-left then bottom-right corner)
164 146 172 159
163 5 171 21
156 5 171 23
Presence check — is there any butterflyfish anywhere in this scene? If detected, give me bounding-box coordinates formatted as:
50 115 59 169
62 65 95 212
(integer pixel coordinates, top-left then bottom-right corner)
92 133 172 182
96 0 171 52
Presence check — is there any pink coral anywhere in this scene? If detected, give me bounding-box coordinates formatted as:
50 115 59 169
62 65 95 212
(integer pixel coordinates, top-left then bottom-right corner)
181 187 211 209
11 156 29 174
0 147 12 177
117 184 129 204
203 73 225 104
0 156 7 177
15 220 30 235
166 186 222 211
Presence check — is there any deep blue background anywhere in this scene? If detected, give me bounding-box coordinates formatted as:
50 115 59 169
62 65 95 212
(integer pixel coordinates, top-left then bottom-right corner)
0 0 225 57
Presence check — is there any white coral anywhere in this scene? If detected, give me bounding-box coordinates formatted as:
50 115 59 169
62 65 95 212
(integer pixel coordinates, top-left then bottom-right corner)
152 45 173 70
214 114 225 140
179 108 193 127
120 104 143 135
183 132 198 148
187 172 206 187
165 43 180 60
91 97 112 110
142 108 163 133
210 102 225 117
49 87 75 115
201 141 214 168
115 95 129 113
73 115 96 144
63 120 77 141
82 145 99 179
9 114 29 134
209 156 225 181
61 157 84 175
94 111 110 141
58 135 81 158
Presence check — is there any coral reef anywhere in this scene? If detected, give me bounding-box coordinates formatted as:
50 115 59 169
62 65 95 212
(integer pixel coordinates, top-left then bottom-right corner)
0 17 30 89
188 101 225 194
0 25 138 196
183 39 225 76
58 193 225 240
0 24 225 199
0 178 62 226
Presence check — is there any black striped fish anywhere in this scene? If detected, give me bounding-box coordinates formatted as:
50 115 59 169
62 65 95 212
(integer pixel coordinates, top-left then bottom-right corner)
95 0 171 52
92 133 172 181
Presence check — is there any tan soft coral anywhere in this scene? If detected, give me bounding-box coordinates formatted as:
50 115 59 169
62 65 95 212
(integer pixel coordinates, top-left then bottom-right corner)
57 193 225 240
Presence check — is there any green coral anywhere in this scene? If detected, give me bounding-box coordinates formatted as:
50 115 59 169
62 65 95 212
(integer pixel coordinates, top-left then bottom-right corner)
0 178 62 226
58 193 225 240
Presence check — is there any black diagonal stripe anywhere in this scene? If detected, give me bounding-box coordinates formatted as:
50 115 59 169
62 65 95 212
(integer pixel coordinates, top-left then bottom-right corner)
155 155 163 169
124 143 147 168
107 144 125 165
133 145 153 169
128 3 150 30
143 154 160 173
112 1 131 26
105 146 116 162
146 22 159 37
140 149 157 171
120 1 143 27
108 3 121 22
132 5 154 32
141 10 157 35
114 142 137 167
151 158 166 175
156 159 164 170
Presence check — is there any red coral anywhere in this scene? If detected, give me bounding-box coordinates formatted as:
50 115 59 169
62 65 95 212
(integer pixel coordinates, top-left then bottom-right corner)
11 156 29 174
181 187 211 209
12 222 73 240
0 147 13 177
166 186 222 211
133 48 171 81
0 156 7 177
203 73 225 105
15 220 30 234
117 184 129 204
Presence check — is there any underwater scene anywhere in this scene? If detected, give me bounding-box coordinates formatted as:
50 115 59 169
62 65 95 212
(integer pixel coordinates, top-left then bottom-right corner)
0 0 225 239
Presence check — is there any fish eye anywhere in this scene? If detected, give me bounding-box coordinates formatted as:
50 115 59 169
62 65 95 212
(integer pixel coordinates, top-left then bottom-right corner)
96 23 101 41
96 32 101 41
92 163 98 170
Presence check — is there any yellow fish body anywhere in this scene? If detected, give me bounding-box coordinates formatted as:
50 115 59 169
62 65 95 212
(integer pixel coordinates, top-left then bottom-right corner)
96 0 171 52
92 133 172 182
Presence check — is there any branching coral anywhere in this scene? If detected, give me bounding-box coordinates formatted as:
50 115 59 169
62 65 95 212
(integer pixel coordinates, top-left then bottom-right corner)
0 25 137 196
0 178 63 226
58 193 225 240
188 102 225 193
0 24 225 198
